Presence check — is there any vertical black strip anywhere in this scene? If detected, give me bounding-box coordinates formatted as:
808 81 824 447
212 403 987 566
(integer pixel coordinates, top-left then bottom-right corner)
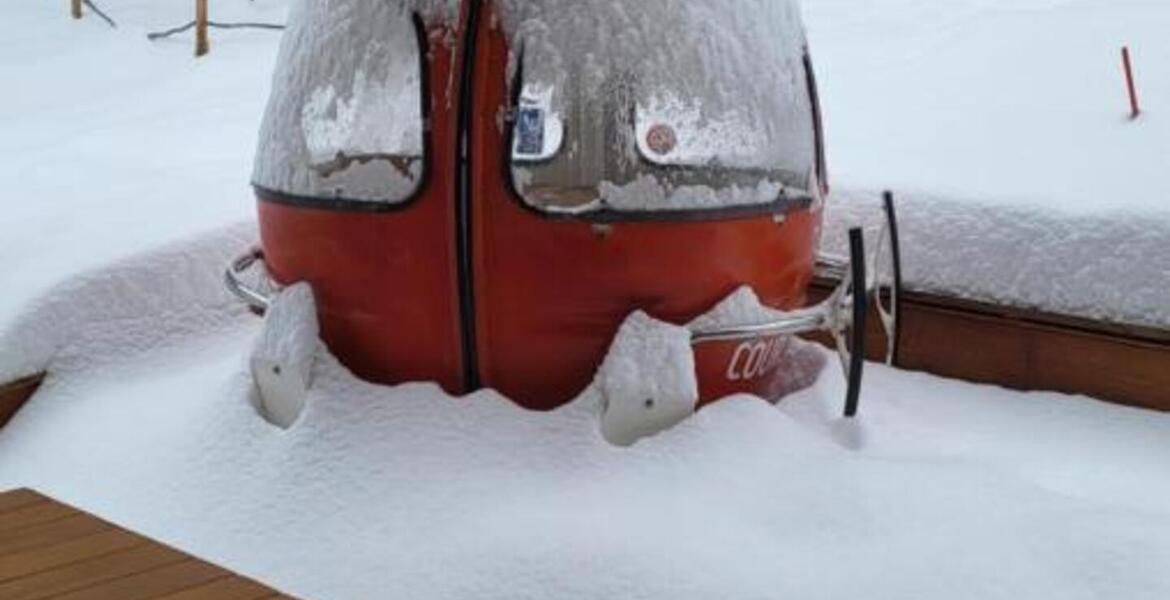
844 228 867 418
803 50 828 190
883 191 904 367
454 0 483 391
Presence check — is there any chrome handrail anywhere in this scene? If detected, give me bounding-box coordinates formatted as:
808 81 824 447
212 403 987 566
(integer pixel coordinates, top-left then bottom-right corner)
690 304 837 345
225 247 273 313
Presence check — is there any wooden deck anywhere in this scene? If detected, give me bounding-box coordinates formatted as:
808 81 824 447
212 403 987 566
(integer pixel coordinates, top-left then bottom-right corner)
0 375 42 430
810 281 1170 412
0 489 297 600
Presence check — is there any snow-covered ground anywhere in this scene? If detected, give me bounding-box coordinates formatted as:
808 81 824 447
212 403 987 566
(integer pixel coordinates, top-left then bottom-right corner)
2 2 1170 599
0 0 285 335
1 231 1168 599
806 0 1170 328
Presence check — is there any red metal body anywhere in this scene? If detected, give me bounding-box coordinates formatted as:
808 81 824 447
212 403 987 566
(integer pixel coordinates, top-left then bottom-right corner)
257 2 822 410
259 29 465 394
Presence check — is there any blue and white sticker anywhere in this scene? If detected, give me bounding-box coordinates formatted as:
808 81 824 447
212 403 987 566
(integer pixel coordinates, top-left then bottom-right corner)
515 105 546 157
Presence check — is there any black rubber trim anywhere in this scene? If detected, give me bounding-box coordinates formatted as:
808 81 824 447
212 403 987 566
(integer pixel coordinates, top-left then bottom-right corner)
844 228 867 419
253 13 433 214
804 49 828 190
883 191 904 366
454 0 483 391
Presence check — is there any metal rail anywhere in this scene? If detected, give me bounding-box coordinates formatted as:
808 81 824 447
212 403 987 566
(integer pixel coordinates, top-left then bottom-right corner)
225 247 272 313
690 307 832 344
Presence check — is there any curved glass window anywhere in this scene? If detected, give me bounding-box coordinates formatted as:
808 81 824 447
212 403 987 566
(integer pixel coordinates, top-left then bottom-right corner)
503 0 817 216
253 0 426 206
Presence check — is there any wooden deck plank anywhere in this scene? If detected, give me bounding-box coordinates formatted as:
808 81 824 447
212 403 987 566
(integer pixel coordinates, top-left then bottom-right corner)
809 282 1170 411
0 500 78 534
0 490 299 600
0 544 187 600
0 489 48 514
0 529 148 583
151 576 281 600
0 514 113 557
48 559 230 600
0 373 44 429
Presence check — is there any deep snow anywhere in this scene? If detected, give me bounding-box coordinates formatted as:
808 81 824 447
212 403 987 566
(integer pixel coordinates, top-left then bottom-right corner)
805 0 1170 328
1 230 1169 600
2 2 1170 599
0 0 285 335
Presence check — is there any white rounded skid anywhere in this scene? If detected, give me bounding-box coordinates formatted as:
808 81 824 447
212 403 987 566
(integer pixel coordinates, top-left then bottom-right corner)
597 311 698 446
250 283 319 429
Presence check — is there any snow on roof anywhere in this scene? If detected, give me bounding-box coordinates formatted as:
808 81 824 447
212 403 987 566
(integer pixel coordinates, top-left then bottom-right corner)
500 0 817 210
252 0 459 204
496 0 810 140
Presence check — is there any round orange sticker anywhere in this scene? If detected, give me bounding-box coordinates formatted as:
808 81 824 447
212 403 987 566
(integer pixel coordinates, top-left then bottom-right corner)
645 124 677 156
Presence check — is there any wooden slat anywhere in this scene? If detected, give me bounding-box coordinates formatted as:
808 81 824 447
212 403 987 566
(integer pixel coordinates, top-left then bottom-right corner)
0 491 299 599
898 299 1170 412
0 373 44 429
152 576 281 600
809 283 1170 411
0 544 187 600
0 515 113 557
0 501 78 534
0 489 48 514
49 559 229 600
0 529 148 582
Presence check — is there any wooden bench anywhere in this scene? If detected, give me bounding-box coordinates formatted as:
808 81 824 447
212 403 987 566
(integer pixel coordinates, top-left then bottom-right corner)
0 489 298 600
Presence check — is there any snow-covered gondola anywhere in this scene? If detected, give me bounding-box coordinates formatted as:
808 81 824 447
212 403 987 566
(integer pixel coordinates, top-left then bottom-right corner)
225 0 901 432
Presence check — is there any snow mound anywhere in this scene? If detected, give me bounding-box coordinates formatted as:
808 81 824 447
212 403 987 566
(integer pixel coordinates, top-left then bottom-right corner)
824 189 1170 329
806 0 1170 329
0 223 1168 600
251 282 320 429
596 311 697 446
0 223 257 384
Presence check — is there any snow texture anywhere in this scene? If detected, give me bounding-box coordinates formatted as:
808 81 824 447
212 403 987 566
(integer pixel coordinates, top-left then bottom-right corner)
596 311 697 446
2 2 1170 598
2 228 1170 600
251 282 319 429
252 0 458 204
805 0 1170 328
635 97 777 170
500 0 816 211
0 0 284 338
690 286 810 332
598 176 788 213
824 189 1170 329
0 224 257 386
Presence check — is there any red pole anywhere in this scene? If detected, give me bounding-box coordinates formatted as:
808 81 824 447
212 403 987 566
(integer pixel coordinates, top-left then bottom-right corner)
1122 46 1140 119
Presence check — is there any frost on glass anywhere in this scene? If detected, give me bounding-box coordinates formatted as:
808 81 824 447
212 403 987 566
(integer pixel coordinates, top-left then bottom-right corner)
253 0 455 204
500 0 816 214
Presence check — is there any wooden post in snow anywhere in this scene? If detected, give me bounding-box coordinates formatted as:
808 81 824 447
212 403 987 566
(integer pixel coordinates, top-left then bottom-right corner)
1122 46 1140 120
195 0 210 57
71 0 82 19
